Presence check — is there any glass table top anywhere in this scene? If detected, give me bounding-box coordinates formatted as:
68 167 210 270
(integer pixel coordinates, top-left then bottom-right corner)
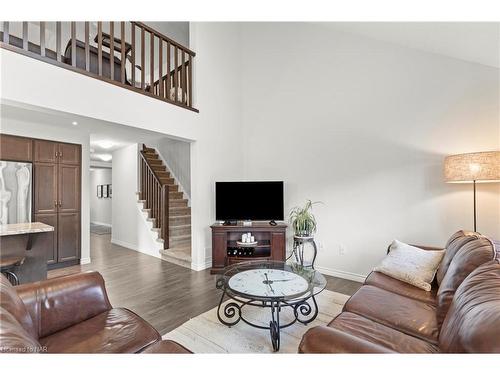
217 260 327 301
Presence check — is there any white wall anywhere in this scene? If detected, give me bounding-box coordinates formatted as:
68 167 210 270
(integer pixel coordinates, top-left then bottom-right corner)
0 116 91 264
90 168 112 226
240 23 500 280
156 137 191 198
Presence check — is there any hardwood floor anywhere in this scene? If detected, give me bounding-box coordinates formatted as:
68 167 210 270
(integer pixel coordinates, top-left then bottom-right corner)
48 233 362 335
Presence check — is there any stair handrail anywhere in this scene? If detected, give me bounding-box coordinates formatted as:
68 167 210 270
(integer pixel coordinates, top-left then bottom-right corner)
139 144 169 249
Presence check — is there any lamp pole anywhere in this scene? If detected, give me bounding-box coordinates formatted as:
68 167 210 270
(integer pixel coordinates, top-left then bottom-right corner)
473 180 476 232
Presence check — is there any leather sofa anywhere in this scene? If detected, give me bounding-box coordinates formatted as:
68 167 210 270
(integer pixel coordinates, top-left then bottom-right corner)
299 230 500 353
0 271 191 353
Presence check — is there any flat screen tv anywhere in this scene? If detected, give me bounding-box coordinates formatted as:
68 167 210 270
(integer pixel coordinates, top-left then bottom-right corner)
215 181 284 222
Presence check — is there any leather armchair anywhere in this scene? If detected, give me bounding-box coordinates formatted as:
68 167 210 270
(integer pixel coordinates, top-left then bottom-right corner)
0 271 191 354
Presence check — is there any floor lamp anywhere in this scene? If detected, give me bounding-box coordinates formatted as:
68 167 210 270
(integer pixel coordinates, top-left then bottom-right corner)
444 151 500 232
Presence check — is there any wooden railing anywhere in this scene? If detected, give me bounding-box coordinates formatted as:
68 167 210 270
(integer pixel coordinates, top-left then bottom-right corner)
0 21 197 112
139 144 169 249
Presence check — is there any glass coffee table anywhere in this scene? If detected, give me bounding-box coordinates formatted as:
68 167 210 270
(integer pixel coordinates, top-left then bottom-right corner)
216 260 327 351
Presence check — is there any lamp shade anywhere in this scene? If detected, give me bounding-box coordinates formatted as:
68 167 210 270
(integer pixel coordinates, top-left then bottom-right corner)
444 151 500 183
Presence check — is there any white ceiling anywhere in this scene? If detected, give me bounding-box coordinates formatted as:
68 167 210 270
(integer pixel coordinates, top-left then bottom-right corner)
328 22 500 68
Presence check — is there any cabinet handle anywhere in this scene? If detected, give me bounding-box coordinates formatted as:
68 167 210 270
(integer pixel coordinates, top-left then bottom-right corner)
58 201 62 207
54 200 58 207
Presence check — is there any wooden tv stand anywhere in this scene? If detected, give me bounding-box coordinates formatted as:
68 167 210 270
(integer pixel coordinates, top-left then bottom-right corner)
210 222 287 274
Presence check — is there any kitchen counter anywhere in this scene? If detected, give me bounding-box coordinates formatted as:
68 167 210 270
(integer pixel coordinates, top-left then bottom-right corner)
0 222 54 284
0 222 54 236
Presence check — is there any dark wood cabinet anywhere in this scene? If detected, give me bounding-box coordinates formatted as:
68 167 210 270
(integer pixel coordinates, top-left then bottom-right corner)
34 213 57 265
33 139 81 268
0 134 82 270
58 213 80 262
210 222 287 273
58 164 81 212
0 134 32 161
34 140 58 163
34 163 58 214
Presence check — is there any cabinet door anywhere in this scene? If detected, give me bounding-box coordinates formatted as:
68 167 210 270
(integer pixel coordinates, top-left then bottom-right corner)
58 143 81 165
0 134 32 161
212 231 227 269
34 213 57 265
57 212 80 262
34 163 58 214
34 140 58 163
58 164 80 213
271 232 286 261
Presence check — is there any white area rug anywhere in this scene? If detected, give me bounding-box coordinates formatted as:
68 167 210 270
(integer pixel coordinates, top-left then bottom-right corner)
162 289 350 353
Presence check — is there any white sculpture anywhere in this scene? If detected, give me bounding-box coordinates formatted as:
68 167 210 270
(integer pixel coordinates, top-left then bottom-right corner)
0 161 12 225
16 163 31 223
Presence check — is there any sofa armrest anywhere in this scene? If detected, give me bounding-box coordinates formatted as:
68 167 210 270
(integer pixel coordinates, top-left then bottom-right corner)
298 326 395 353
15 271 112 338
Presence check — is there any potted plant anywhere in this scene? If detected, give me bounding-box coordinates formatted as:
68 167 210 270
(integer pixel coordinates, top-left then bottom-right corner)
289 200 320 239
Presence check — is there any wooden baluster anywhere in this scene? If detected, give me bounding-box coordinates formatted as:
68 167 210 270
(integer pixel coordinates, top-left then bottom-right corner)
174 45 178 102
141 27 145 90
149 32 154 94
121 22 125 84
159 39 163 99
181 50 186 104
56 22 61 62
166 42 171 101
84 22 90 71
71 22 76 66
131 23 135 88
40 22 46 57
3 22 9 43
109 22 114 80
188 54 193 107
97 22 103 76
162 185 169 249
22 22 28 50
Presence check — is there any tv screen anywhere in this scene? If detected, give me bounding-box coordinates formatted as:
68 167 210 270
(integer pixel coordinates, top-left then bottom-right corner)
216 181 284 221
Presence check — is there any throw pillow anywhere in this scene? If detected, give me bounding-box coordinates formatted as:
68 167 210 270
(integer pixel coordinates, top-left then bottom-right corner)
374 240 446 291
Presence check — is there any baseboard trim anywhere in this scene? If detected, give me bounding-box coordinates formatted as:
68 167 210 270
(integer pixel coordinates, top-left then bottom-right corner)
80 257 91 265
315 266 367 283
111 238 138 252
190 257 212 271
91 221 112 227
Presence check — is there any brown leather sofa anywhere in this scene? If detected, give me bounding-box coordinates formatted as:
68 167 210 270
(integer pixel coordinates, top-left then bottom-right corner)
0 271 191 353
299 230 500 353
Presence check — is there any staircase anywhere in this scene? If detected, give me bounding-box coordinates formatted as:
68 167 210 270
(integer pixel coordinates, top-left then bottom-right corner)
138 145 191 268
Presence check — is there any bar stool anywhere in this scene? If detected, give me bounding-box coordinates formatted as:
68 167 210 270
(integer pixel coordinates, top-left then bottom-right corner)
0 256 25 286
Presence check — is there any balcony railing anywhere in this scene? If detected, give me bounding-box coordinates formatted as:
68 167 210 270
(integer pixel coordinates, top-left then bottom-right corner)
0 21 197 112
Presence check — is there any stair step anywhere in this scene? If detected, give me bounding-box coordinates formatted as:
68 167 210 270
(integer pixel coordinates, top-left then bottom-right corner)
169 199 188 207
147 159 163 165
159 246 191 269
152 165 166 171
169 224 191 236
143 146 156 153
169 206 190 215
144 153 159 159
169 191 183 199
169 215 191 225
159 177 175 185
156 171 171 178
170 235 191 246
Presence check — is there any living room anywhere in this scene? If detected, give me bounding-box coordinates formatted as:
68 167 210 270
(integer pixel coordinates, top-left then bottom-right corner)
1 1 499 373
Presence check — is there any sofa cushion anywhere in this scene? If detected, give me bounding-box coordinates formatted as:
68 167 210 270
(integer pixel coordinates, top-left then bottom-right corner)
373 240 445 291
344 285 439 343
439 260 500 353
0 274 36 339
0 307 43 353
140 340 192 354
39 308 160 353
436 237 495 327
364 271 437 304
327 312 439 353
436 230 480 285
